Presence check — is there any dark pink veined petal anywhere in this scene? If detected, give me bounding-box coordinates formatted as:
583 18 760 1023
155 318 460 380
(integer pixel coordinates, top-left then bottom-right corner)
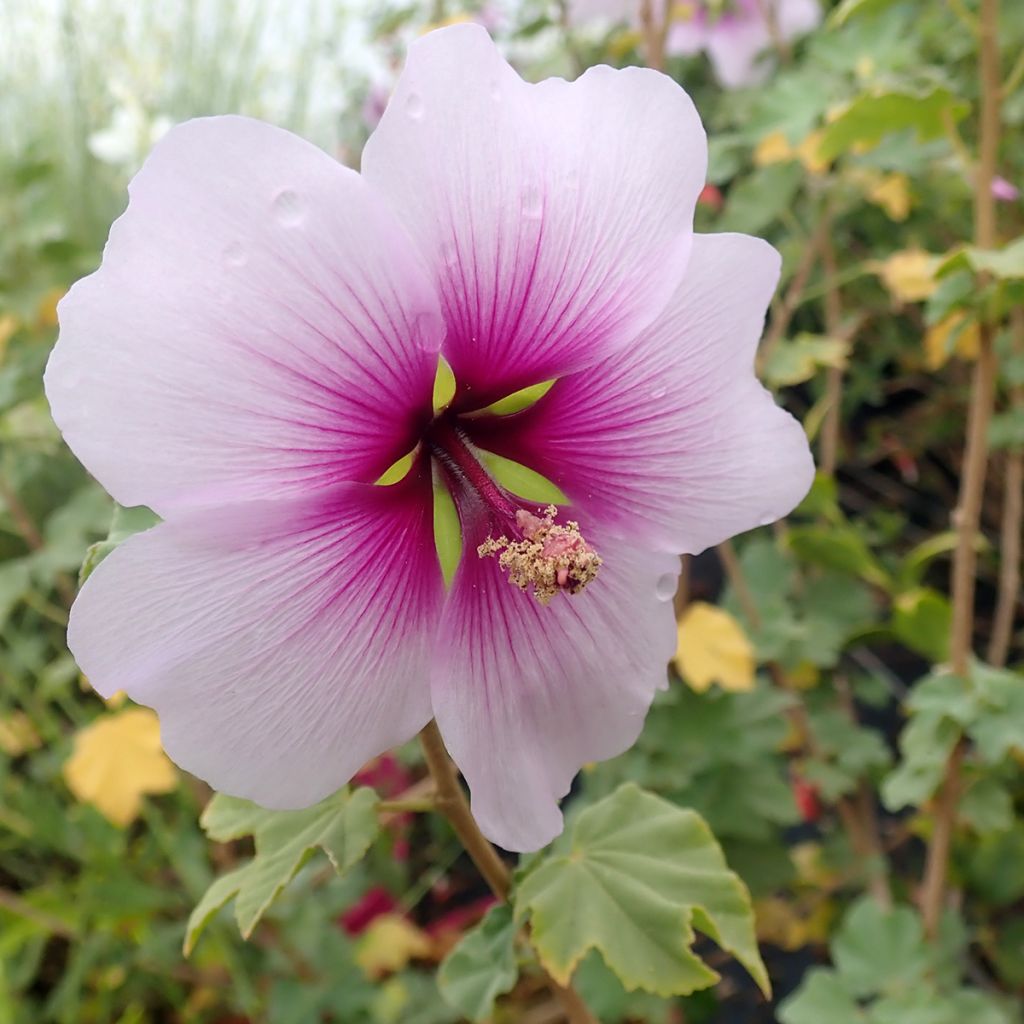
361 24 706 409
67 469 442 809
46 116 444 516
430 509 678 852
475 233 814 554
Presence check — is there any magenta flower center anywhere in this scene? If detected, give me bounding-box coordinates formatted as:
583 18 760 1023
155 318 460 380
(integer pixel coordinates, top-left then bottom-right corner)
424 413 601 603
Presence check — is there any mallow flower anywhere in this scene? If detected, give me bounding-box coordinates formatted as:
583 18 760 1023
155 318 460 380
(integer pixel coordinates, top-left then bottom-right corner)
571 0 821 89
45 24 813 852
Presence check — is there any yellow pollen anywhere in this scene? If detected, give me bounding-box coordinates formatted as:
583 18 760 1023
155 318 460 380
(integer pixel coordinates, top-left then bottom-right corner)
477 505 602 605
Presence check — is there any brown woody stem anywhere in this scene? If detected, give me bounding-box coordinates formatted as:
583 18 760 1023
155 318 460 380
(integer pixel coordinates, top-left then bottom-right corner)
418 721 598 1024
920 0 1002 940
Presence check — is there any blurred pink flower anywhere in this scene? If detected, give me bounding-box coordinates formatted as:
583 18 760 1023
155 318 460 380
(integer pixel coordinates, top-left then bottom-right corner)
668 0 821 88
992 175 1019 202
571 0 820 88
46 26 812 852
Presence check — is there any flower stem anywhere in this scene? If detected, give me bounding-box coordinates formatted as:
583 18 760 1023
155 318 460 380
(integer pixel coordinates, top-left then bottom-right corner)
820 226 845 477
418 721 598 1024
920 0 1002 941
987 308 1024 668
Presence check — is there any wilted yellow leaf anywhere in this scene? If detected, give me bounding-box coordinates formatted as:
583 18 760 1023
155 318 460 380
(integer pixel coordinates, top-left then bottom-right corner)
0 313 18 361
675 602 755 693
924 311 981 370
754 130 828 174
875 249 938 303
868 173 911 221
36 287 64 329
0 711 42 756
63 708 177 825
795 131 829 174
755 895 833 951
754 131 794 166
356 915 433 978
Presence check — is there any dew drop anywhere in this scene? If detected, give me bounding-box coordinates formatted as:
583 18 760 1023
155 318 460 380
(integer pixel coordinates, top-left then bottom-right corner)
223 241 247 267
655 573 678 602
758 511 776 527
649 385 667 400
521 182 543 220
405 91 424 120
272 189 305 227
442 240 459 267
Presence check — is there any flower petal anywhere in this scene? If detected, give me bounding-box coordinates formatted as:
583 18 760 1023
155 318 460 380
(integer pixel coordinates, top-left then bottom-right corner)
362 24 706 408
431 511 678 852
67 470 442 809
46 115 444 516
704 15 773 89
777 0 821 39
475 233 814 554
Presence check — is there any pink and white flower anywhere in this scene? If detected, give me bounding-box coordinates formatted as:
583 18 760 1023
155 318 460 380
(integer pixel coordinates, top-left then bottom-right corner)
45 25 812 852
668 0 821 88
571 0 821 89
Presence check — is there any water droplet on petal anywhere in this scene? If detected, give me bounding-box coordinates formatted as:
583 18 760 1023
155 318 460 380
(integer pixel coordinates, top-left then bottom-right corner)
405 91 424 120
649 385 667 400
442 240 459 268
223 241 247 267
656 573 678 602
272 189 305 227
758 511 776 527
521 182 543 220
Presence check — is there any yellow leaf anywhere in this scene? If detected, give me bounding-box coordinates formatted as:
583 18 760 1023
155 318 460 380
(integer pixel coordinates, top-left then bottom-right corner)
755 894 833 951
867 173 911 221
356 915 433 978
754 131 795 167
924 311 981 370
795 131 830 174
36 286 64 329
675 602 755 693
63 708 177 826
874 248 938 303
0 712 42 756
0 313 18 362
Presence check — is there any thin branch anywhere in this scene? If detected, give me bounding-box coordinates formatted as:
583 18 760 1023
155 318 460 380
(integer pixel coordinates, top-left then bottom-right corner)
757 216 832 370
987 308 1024 667
418 721 598 1024
638 0 670 71
921 0 1002 941
820 223 845 476
1002 41 1024 96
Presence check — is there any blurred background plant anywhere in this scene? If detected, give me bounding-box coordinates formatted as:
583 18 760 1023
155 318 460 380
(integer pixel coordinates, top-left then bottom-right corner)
2 0 1024 1022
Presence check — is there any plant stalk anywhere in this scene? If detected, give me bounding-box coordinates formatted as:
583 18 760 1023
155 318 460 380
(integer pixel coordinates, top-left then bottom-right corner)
987 308 1024 667
418 721 598 1024
920 0 1001 940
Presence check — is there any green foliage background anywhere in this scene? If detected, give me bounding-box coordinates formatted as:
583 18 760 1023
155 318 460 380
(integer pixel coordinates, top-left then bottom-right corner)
2 0 1024 1021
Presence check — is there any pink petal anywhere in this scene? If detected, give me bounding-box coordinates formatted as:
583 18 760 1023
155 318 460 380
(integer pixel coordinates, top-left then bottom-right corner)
362 24 706 408
476 233 814 555
431 509 678 852
666 16 710 56
46 115 444 516
705 17 774 89
776 0 821 39
67 470 442 809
